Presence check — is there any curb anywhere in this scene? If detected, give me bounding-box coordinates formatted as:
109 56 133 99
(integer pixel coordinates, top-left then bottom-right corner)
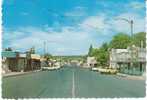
2 70 41 78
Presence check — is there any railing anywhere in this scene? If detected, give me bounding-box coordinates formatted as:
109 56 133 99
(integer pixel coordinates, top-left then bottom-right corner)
111 57 146 62
119 67 145 76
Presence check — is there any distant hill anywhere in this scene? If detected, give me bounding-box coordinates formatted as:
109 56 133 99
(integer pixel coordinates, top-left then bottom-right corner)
53 55 86 61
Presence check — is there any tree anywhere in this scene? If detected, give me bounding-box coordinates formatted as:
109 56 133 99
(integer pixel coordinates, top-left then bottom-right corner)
44 53 52 60
30 47 35 54
88 44 93 57
101 42 109 51
95 43 109 66
97 50 109 66
132 32 146 48
90 48 99 56
87 31 145 67
88 42 109 67
109 33 131 49
5 47 12 51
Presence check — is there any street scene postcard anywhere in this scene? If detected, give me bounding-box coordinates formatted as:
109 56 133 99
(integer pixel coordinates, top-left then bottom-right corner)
1 0 146 99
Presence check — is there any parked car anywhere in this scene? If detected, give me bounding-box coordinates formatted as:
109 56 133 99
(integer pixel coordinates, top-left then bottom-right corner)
91 67 99 71
99 68 118 74
108 68 118 74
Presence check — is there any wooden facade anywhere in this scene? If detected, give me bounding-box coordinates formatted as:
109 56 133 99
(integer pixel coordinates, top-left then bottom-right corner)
2 51 41 72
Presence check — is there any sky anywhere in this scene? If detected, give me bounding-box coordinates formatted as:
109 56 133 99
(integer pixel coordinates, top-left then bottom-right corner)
2 0 146 55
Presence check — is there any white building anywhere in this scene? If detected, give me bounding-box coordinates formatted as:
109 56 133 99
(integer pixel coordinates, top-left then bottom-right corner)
109 46 146 73
87 57 97 68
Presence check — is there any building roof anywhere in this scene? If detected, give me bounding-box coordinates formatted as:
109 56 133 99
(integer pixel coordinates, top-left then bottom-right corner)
87 57 97 64
19 54 26 58
31 54 40 60
2 51 17 58
115 49 128 53
112 47 146 54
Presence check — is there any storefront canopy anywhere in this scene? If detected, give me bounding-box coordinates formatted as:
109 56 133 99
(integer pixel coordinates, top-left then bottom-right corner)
2 51 17 58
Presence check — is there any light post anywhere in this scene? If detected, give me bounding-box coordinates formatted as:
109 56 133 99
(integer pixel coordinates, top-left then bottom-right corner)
115 18 134 74
115 18 133 37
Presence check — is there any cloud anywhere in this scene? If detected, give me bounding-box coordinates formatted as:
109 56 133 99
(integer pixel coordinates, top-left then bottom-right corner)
80 16 105 30
2 28 27 45
64 6 86 17
79 15 111 35
111 12 145 34
20 12 29 16
4 26 100 55
3 2 145 55
4 0 14 5
129 1 145 10
4 10 145 55
3 22 111 55
79 11 145 36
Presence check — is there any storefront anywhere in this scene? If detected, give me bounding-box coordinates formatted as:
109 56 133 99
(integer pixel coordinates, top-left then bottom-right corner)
25 54 41 71
110 47 146 75
2 51 27 72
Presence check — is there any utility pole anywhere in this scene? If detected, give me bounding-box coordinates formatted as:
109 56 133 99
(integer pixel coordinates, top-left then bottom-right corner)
130 20 133 38
46 43 48 54
44 41 46 55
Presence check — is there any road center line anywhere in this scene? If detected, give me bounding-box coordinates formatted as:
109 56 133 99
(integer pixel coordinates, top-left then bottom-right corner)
72 70 75 98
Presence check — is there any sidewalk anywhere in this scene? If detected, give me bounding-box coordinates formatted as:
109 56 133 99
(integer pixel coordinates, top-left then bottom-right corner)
116 73 146 80
2 70 41 78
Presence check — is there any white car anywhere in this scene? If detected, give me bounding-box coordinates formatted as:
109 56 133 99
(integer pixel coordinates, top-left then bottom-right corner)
91 67 99 71
54 62 60 67
99 68 118 74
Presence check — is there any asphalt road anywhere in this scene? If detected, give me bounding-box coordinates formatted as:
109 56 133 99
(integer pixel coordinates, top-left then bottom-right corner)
2 66 145 98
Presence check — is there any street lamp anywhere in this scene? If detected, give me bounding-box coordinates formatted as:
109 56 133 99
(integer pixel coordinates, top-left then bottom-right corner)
115 18 133 37
115 18 134 74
